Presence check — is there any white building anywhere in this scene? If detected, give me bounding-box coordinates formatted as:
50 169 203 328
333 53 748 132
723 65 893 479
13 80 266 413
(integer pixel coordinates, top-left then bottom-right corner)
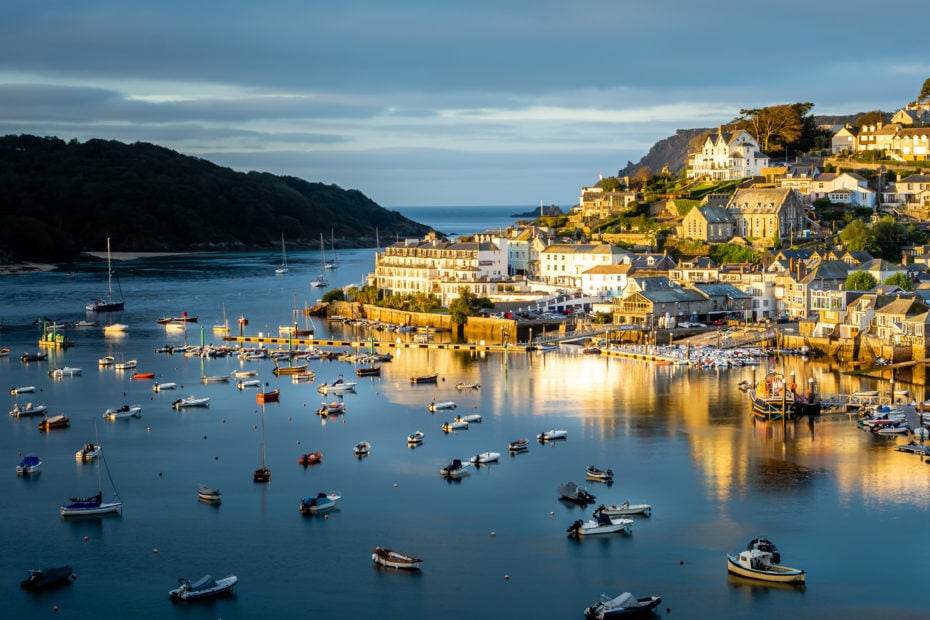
580 263 634 298
809 172 876 208
687 127 770 181
539 244 629 288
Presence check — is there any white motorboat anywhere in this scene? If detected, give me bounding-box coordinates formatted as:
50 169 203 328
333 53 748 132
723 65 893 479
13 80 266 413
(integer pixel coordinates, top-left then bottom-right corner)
407 431 425 445
98 355 115 366
455 382 480 390
172 396 210 409
567 514 633 536
75 443 101 461
538 429 568 441
202 375 230 384
113 359 137 370
197 484 222 502
237 379 262 390
372 547 422 570
459 413 482 423
168 574 238 600
298 492 341 514
9 402 48 417
583 592 662 619
585 465 614 482
442 418 469 432
10 386 36 395
318 377 357 394
440 458 472 478
103 404 142 419
469 451 500 464
428 400 457 411
16 454 42 475
593 502 652 518
152 382 177 392
354 441 371 456
50 366 82 378
232 369 258 379
103 323 128 334
726 549 806 583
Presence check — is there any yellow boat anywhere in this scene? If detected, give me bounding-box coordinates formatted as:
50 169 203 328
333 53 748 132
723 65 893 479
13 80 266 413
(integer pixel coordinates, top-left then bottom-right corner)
726 550 805 584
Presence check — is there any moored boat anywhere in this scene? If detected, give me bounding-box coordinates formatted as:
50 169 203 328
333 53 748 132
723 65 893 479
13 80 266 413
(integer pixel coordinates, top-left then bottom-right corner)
355 365 381 377
469 451 501 464
459 413 482 423
168 574 238 600
197 484 222 502
272 363 309 376
583 592 662 618
39 414 70 431
237 379 262 390
152 382 177 392
103 404 142 419
318 376 357 393
132 372 155 380
559 481 596 504
20 565 73 590
317 401 345 415
49 366 82 378
354 441 371 456
172 396 210 409
10 385 37 395
256 389 280 404
428 400 456 411
746 537 780 563
593 502 653 518
442 418 469 432
113 359 137 370
16 454 42 475
726 549 805 583
20 351 48 363
298 492 341 514
232 369 258 379
538 429 568 441
407 430 425 446
508 438 529 452
60 490 121 517
410 372 439 384
201 374 230 384
585 465 614 482
75 443 101 461
298 451 322 466
372 547 423 570
9 402 47 417
440 458 471 478
455 382 480 390
567 514 633 536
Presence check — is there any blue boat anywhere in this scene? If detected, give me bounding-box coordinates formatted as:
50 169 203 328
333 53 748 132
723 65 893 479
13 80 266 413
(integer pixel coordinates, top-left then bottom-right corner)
16 454 41 475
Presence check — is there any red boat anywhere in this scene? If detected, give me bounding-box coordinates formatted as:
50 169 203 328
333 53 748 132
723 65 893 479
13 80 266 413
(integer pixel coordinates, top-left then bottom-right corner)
132 372 155 380
298 452 322 466
256 389 280 404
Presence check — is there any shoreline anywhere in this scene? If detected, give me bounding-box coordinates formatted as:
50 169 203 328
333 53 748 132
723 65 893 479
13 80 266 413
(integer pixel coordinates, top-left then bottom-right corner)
0 251 197 276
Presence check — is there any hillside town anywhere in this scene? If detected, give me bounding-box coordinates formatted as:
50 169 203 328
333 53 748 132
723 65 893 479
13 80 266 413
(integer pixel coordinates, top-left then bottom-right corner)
365 92 930 370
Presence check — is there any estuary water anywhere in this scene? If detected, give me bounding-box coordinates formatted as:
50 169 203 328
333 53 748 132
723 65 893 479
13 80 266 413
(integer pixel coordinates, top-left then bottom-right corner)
2 234 930 619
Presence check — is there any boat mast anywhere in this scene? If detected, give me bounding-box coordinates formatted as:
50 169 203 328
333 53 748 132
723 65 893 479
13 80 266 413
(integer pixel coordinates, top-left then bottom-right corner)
106 237 113 302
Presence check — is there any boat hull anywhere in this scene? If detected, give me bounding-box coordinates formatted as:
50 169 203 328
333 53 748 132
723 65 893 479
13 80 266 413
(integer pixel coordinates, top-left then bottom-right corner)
60 501 122 517
372 547 422 570
726 554 805 583
169 575 238 600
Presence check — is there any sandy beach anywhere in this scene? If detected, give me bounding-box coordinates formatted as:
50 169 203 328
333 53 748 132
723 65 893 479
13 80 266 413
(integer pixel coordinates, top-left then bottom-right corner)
0 251 195 276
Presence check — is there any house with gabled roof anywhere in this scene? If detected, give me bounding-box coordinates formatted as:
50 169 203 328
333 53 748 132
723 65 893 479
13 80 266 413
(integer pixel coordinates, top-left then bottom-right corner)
857 258 906 284
784 259 850 320
810 172 876 208
832 125 858 154
891 107 930 126
857 122 901 153
687 126 770 181
611 276 708 326
689 282 752 321
539 243 629 288
679 205 733 242
727 187 805 245
580 263 633 298
872 295 930 345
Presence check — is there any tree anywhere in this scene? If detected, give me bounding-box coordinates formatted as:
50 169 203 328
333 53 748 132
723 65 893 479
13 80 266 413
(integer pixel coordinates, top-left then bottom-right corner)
838 219 874 252
855 110 885 128
883 272 913 291
448 288 477 326
845 271 876 291
599 176 622 192
920 77 930 103
631 166 653 189
734 104 803 153
321 289 345 303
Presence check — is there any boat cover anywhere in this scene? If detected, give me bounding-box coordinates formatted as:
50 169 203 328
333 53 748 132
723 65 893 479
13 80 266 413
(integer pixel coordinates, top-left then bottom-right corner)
602 592 635 610
189 575 216 591
20 455 40 468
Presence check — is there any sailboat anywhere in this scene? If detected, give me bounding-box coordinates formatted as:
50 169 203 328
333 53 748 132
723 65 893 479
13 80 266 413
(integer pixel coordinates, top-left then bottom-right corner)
253 403 270 483
324 228 337 269
86 237 125 312
61 441 122 516
275 233 288 275
212 303 229 335
310 233 328 288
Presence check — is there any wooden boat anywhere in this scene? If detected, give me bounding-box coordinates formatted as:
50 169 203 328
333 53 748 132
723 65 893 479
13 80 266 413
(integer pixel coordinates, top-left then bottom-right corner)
113 359 137 370
585 465 614 482
168 574 238 600
440 458 471 478
583 592 662 618
60 490 121 517
292 372 314 383
10 385 36 395
372 547 422 570
354 441 371 456
273 363 308 376
50 366 82 378
9 402 47 417
508 438 529 452
75 443 101 461
726 549 805 583
298 452 322 466
593 502 653 518
355 365 381 377
298 492 340 514
132 372 155 380
152 382 177 392
201 374 230 384
237 379 262 390
172 396 210 409
20 565 73 591
538 429 568 441
317 401 345 415
428 400 457 411
455 382 480 390
197 485 222 502
39 415 70 431
256 389 280 404
407 431 425 446
410 373 439 384
232 369 258 379
567 514 633 536
16 454 42 475
442 418 469 432
469 451 501 464
559 481 596 504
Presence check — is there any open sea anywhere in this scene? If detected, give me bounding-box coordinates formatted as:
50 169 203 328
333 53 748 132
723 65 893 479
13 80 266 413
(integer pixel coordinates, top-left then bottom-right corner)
3 207 930 619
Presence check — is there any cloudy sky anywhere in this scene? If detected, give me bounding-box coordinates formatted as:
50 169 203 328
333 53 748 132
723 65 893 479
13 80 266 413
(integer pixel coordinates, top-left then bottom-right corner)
2 1 928 207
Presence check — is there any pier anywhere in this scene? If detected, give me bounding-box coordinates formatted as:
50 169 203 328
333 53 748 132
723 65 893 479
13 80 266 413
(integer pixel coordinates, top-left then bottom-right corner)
223 334 529 353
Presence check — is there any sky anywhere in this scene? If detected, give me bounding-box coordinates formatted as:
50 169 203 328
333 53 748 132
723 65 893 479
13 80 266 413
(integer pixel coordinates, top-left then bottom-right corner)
2 1 928 208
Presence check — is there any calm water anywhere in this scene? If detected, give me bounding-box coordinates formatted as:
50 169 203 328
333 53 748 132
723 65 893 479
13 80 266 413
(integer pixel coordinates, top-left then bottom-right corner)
2 242 929 619
392 205 545 238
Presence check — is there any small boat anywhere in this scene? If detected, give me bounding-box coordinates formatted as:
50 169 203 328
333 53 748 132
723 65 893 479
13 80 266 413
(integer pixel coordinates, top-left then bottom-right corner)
407 430 425 446
317 401 345 415
292 372 314 383
442 418 469 432
10 385 36 395
372 547 422 570
746 537 780 563
410 373 439 384
567 514 633 536
354 441 371 456
20 351 48 363
256 389 280 404
197 485 222 502
355 365 381 377
152 382 177 392
559 481 596 505
428 400 457 412
60 490 121 517
172 396 210 409
232 369 258 379
726 549 805 583
272 363 309 376
440 458 472 478
455 382 480 390
103 404 142 420
469 451 501 464
9 402 48 417
132 372 155 380
50 366 82 378
585 465 614 482
298 492 341 514
201 374 230 384
16 454 42 475
275 233 289 274
103 323 128 334
583 592 662 619
318 376 357 393
593 502 652 518
113 359 137 370
98 355 115 366
508 438 529 452
75 443 101 461
237 379 262 390
168 574 238 601
538 429 568 441
459 413 482 423
39 415 70 431
157 315 198 324
0 347 7 357
298 452 322 466
20 565 73 591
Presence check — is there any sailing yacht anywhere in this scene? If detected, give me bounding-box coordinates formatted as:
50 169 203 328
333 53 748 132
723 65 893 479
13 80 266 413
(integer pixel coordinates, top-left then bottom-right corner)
86 237 124 312
324 228 337 269
310 233 328 288
275 234 288 275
